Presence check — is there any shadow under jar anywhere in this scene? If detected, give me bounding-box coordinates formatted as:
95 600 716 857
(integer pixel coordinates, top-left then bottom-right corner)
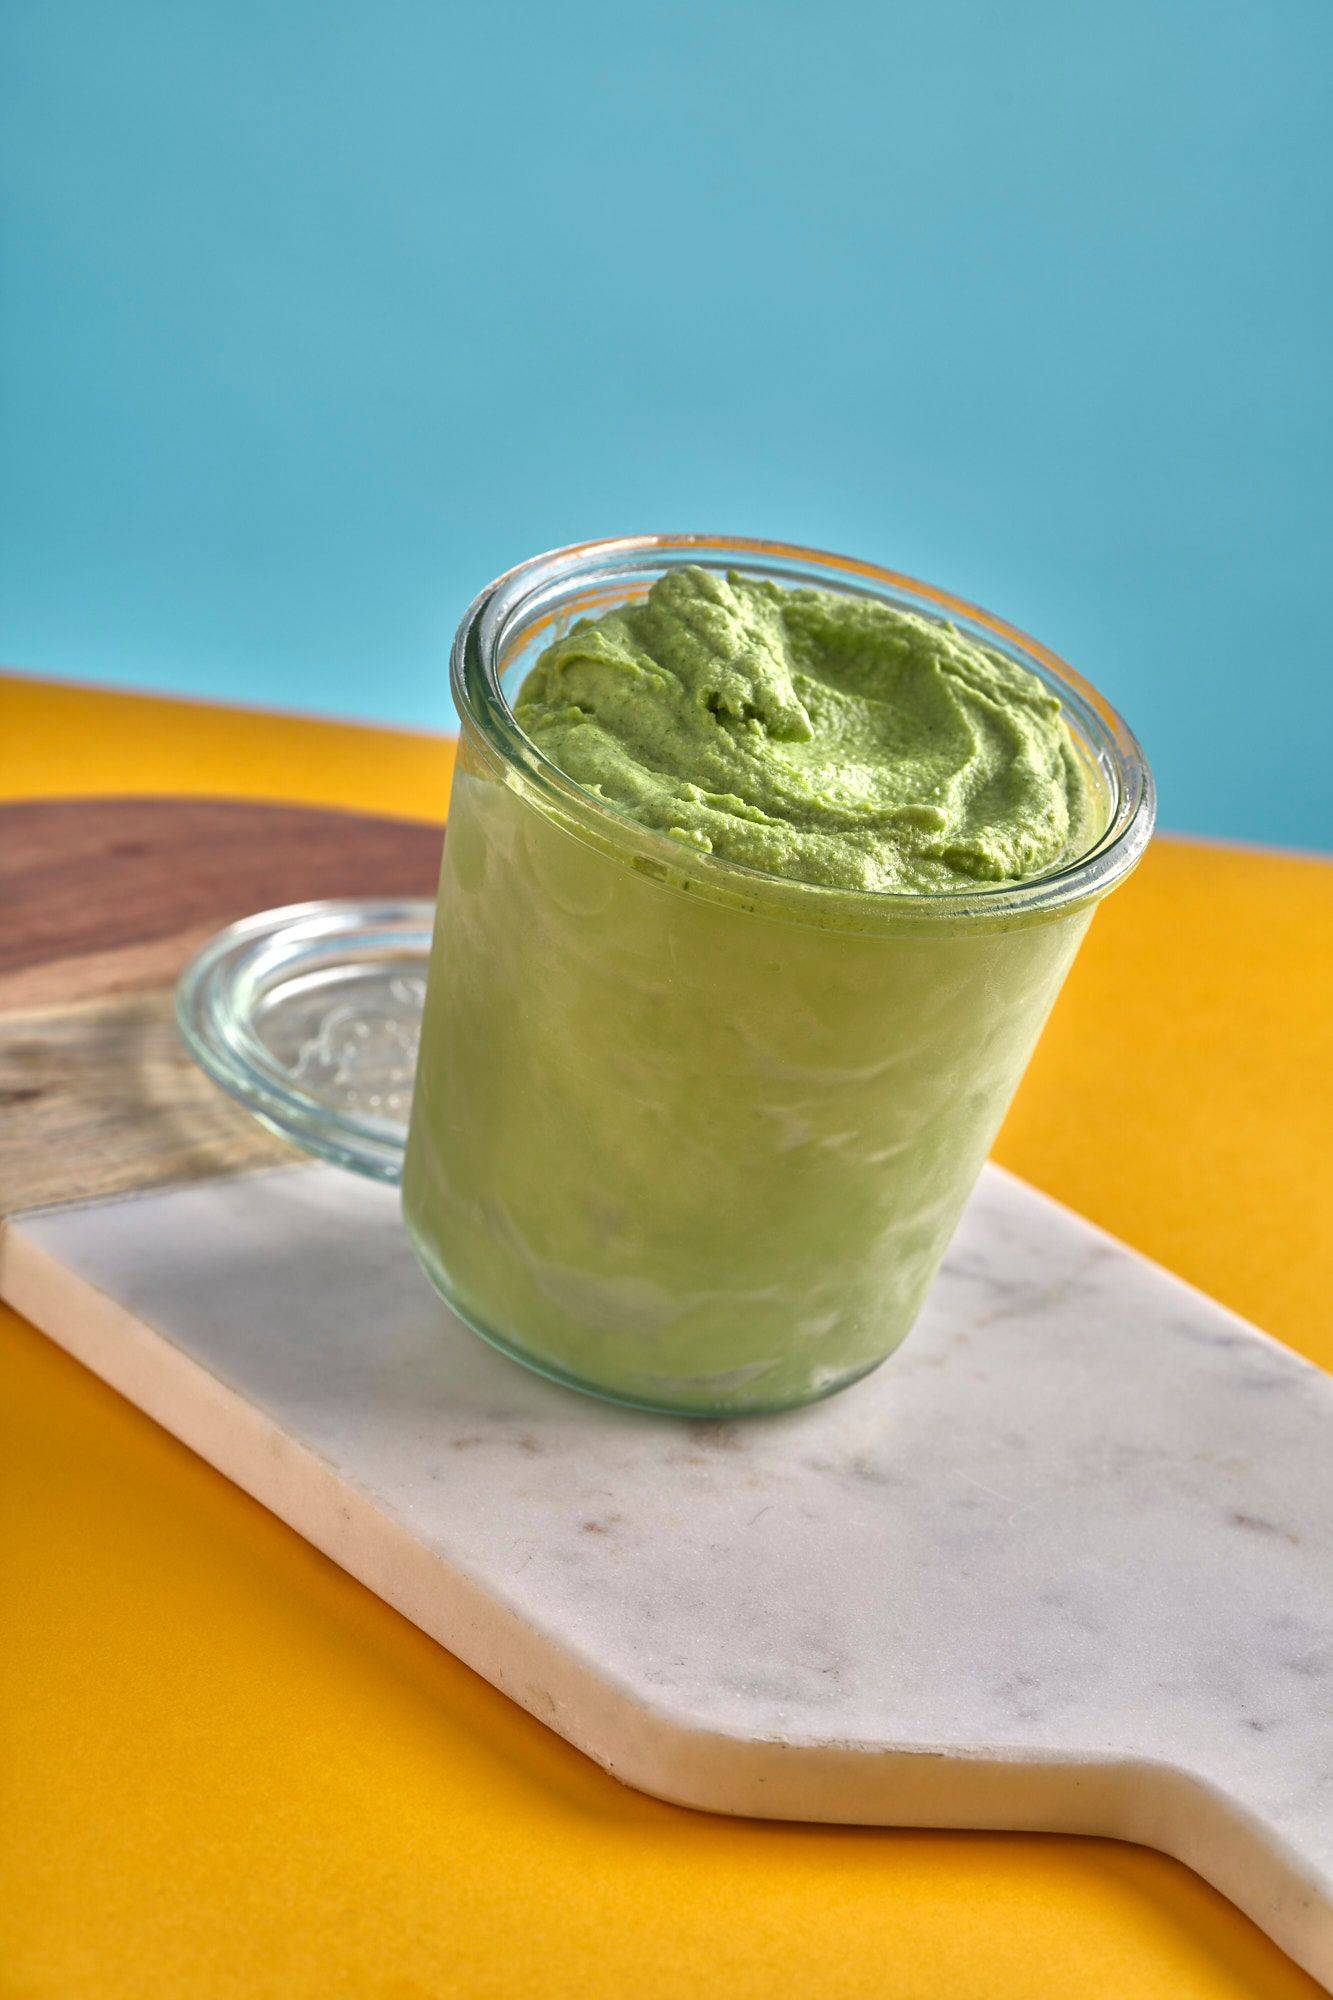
402 535 1154 1417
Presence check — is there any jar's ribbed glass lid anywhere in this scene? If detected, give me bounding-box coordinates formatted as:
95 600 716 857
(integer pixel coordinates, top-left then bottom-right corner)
176 899 432 1183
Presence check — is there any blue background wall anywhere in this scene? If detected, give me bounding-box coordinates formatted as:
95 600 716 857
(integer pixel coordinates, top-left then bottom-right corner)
3 0 1329 849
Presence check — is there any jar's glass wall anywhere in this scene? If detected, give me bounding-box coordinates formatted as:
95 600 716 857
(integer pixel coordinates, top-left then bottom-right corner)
403 727 1093 1415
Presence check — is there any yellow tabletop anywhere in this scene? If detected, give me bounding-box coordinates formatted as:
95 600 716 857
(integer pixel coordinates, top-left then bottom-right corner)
3 676 1329 1999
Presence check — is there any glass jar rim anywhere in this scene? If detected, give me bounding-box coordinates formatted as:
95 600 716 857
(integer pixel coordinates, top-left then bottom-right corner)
451 532 1155 928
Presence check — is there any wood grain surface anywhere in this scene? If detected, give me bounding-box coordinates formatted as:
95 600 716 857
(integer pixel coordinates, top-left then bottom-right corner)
0 797 443 1219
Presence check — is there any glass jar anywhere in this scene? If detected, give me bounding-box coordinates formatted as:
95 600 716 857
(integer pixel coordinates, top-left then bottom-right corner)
400 534 1154 1416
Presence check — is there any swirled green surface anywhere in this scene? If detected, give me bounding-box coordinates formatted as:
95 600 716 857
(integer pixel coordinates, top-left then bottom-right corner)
515 567 1097 892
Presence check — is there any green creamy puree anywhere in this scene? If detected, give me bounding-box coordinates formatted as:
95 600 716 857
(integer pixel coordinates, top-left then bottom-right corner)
514 566 1095 893
404 562 1113 1415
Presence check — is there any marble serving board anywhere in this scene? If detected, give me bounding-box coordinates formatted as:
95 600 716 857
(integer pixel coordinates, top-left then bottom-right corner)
2 1160 1330 1987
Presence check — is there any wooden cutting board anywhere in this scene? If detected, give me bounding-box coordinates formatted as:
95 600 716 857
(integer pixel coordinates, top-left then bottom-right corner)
3 797 1330 1991
0 796 444 1214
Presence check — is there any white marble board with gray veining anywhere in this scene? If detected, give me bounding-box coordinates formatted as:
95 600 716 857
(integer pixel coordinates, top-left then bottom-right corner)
2 1162 1330 1986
